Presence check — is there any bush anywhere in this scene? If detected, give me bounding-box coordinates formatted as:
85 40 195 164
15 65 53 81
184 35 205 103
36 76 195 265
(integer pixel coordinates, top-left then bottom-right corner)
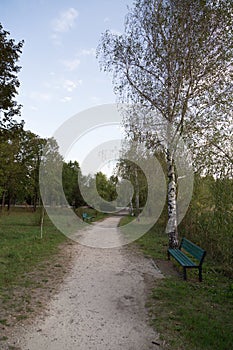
179 175 233 276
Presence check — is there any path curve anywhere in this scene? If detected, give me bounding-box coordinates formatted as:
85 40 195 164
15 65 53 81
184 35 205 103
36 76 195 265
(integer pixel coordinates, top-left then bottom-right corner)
14 217 163 350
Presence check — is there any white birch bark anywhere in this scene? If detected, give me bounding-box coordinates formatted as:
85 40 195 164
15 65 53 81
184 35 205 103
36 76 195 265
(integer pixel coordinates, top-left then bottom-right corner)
167 150 179 248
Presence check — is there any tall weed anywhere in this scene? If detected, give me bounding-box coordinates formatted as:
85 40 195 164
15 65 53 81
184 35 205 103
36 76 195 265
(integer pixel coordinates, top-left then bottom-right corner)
179 175 233 276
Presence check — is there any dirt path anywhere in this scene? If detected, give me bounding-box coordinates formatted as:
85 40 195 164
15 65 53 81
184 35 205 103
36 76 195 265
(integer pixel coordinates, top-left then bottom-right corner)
10 217 163 350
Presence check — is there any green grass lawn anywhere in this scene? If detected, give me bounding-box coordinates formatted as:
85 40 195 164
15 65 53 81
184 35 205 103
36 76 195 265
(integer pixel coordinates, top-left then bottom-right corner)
151 277 233 350
120 215 233 350
0 207 109 294
0 206 111 286
0 207 69 332
0 208 67 292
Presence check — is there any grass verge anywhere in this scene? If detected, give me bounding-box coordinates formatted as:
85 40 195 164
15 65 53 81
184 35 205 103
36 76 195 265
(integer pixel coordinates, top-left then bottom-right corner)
0 208 71 337
119 215 233 350
0 208 67 290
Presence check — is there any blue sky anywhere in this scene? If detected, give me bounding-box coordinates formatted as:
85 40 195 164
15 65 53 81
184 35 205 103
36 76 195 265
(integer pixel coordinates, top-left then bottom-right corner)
0 0 133 138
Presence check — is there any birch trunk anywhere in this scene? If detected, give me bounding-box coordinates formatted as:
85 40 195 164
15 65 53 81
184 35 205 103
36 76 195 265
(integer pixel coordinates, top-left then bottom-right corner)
167 151 179 248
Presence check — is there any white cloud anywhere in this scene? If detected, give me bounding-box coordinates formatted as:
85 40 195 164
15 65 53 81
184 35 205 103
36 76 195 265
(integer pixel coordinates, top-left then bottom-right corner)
29 91 52 101
61 48 95 70
63 79 82 92
52 8 78 33
90 96 101 104
60 96 72 103
79 48 96 57
62 58 81 71
104 17 110 23
29 105 38 111
50 33 62 46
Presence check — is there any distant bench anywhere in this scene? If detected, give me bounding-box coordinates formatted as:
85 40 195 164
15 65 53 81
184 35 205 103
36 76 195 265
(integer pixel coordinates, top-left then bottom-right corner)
168 237 206 282
82 212 95 222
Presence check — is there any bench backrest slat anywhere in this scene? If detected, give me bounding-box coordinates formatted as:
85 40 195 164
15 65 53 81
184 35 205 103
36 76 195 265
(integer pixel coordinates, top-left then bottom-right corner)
180 238 206 262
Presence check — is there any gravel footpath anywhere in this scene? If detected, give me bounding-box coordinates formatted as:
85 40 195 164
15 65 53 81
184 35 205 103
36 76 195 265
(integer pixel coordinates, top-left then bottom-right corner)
11 217 163 350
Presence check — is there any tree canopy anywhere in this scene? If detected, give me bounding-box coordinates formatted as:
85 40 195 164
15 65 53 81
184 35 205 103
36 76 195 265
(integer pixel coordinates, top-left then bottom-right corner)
0 23 24 124
98 0 232 145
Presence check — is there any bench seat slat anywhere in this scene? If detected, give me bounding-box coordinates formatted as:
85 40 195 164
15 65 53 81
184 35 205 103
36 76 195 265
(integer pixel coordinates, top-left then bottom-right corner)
168 249 197 267
181 238 205 261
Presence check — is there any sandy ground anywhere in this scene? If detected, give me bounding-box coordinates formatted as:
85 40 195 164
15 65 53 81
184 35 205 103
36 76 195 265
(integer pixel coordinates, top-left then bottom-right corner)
8 217 164 350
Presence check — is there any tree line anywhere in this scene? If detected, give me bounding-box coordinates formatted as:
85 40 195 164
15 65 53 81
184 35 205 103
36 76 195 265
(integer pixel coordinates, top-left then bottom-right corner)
0 122 119 211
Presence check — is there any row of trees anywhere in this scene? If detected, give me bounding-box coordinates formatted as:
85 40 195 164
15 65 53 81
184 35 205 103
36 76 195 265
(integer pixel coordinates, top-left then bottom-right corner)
0 125 44 210
0 123 122 211
0 124 87 211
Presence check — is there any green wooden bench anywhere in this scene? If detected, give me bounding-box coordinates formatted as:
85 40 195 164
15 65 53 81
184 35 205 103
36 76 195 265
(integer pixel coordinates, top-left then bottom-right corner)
82 212 95 222
168 237 206 282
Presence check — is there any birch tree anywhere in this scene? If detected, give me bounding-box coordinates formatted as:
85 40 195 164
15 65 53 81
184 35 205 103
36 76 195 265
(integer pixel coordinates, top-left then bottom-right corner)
98 0 233 248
